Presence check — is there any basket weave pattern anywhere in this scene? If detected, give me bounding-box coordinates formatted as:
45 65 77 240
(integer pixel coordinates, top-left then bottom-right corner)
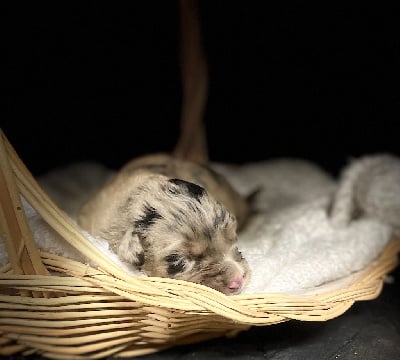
1 130 399 359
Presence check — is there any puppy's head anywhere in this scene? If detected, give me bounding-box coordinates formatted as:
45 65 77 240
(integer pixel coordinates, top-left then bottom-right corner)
133 177 251 295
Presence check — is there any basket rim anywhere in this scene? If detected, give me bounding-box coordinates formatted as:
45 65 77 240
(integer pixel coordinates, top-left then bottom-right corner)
0 128 398 320
1 237 398 321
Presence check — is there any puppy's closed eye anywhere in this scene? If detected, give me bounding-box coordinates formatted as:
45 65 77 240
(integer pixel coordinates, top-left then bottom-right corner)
165 253 187 275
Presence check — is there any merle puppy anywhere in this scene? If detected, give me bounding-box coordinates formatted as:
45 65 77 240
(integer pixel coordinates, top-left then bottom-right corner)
77 153 251 295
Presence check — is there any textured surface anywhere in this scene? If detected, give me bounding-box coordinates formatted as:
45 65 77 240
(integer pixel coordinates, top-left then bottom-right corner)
1 266 399 360
135 268 400 359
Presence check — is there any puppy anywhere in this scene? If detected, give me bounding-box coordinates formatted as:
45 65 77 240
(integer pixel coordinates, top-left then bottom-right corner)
77 153 251 295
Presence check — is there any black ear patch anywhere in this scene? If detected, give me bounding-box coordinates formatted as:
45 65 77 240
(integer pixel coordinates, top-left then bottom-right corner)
134 204 162 232
168 178 205 201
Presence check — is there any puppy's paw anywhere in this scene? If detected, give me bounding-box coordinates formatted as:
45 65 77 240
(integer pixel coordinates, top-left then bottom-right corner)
118 230 145 267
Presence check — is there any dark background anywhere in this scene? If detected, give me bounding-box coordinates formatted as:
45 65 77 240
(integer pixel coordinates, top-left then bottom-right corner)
2 1 400 178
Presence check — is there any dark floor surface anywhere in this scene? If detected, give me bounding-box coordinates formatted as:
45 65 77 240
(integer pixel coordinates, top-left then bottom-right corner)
2 265 399 360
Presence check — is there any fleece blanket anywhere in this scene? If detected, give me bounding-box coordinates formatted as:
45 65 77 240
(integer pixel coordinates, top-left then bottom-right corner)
0 155 398 295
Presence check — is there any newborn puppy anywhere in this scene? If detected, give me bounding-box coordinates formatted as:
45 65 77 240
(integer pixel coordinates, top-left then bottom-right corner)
77 153 251 295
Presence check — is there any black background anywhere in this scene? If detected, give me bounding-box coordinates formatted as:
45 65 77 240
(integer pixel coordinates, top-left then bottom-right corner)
2 2 400 177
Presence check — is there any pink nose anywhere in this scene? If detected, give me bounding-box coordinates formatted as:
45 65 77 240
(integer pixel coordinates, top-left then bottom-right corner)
228 276 243 291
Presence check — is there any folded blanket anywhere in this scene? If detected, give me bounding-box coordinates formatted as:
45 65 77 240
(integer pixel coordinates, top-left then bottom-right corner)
215 155 398 294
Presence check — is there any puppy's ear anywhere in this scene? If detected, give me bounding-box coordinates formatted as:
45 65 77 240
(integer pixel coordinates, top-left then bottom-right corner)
117 230 145 267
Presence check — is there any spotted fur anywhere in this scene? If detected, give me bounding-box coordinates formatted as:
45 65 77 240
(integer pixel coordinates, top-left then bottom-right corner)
77 153 251 295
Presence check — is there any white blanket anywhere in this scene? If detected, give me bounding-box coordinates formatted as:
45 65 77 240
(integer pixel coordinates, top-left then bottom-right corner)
1 155 398 295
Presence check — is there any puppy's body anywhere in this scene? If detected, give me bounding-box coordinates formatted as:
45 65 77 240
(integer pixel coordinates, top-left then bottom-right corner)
77 153 251 295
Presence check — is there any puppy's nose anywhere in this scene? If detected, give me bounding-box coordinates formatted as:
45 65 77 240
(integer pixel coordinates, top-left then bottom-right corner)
228 276 243 291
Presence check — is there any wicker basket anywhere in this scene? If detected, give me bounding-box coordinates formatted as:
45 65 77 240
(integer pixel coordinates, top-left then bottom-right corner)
0 129 399 360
